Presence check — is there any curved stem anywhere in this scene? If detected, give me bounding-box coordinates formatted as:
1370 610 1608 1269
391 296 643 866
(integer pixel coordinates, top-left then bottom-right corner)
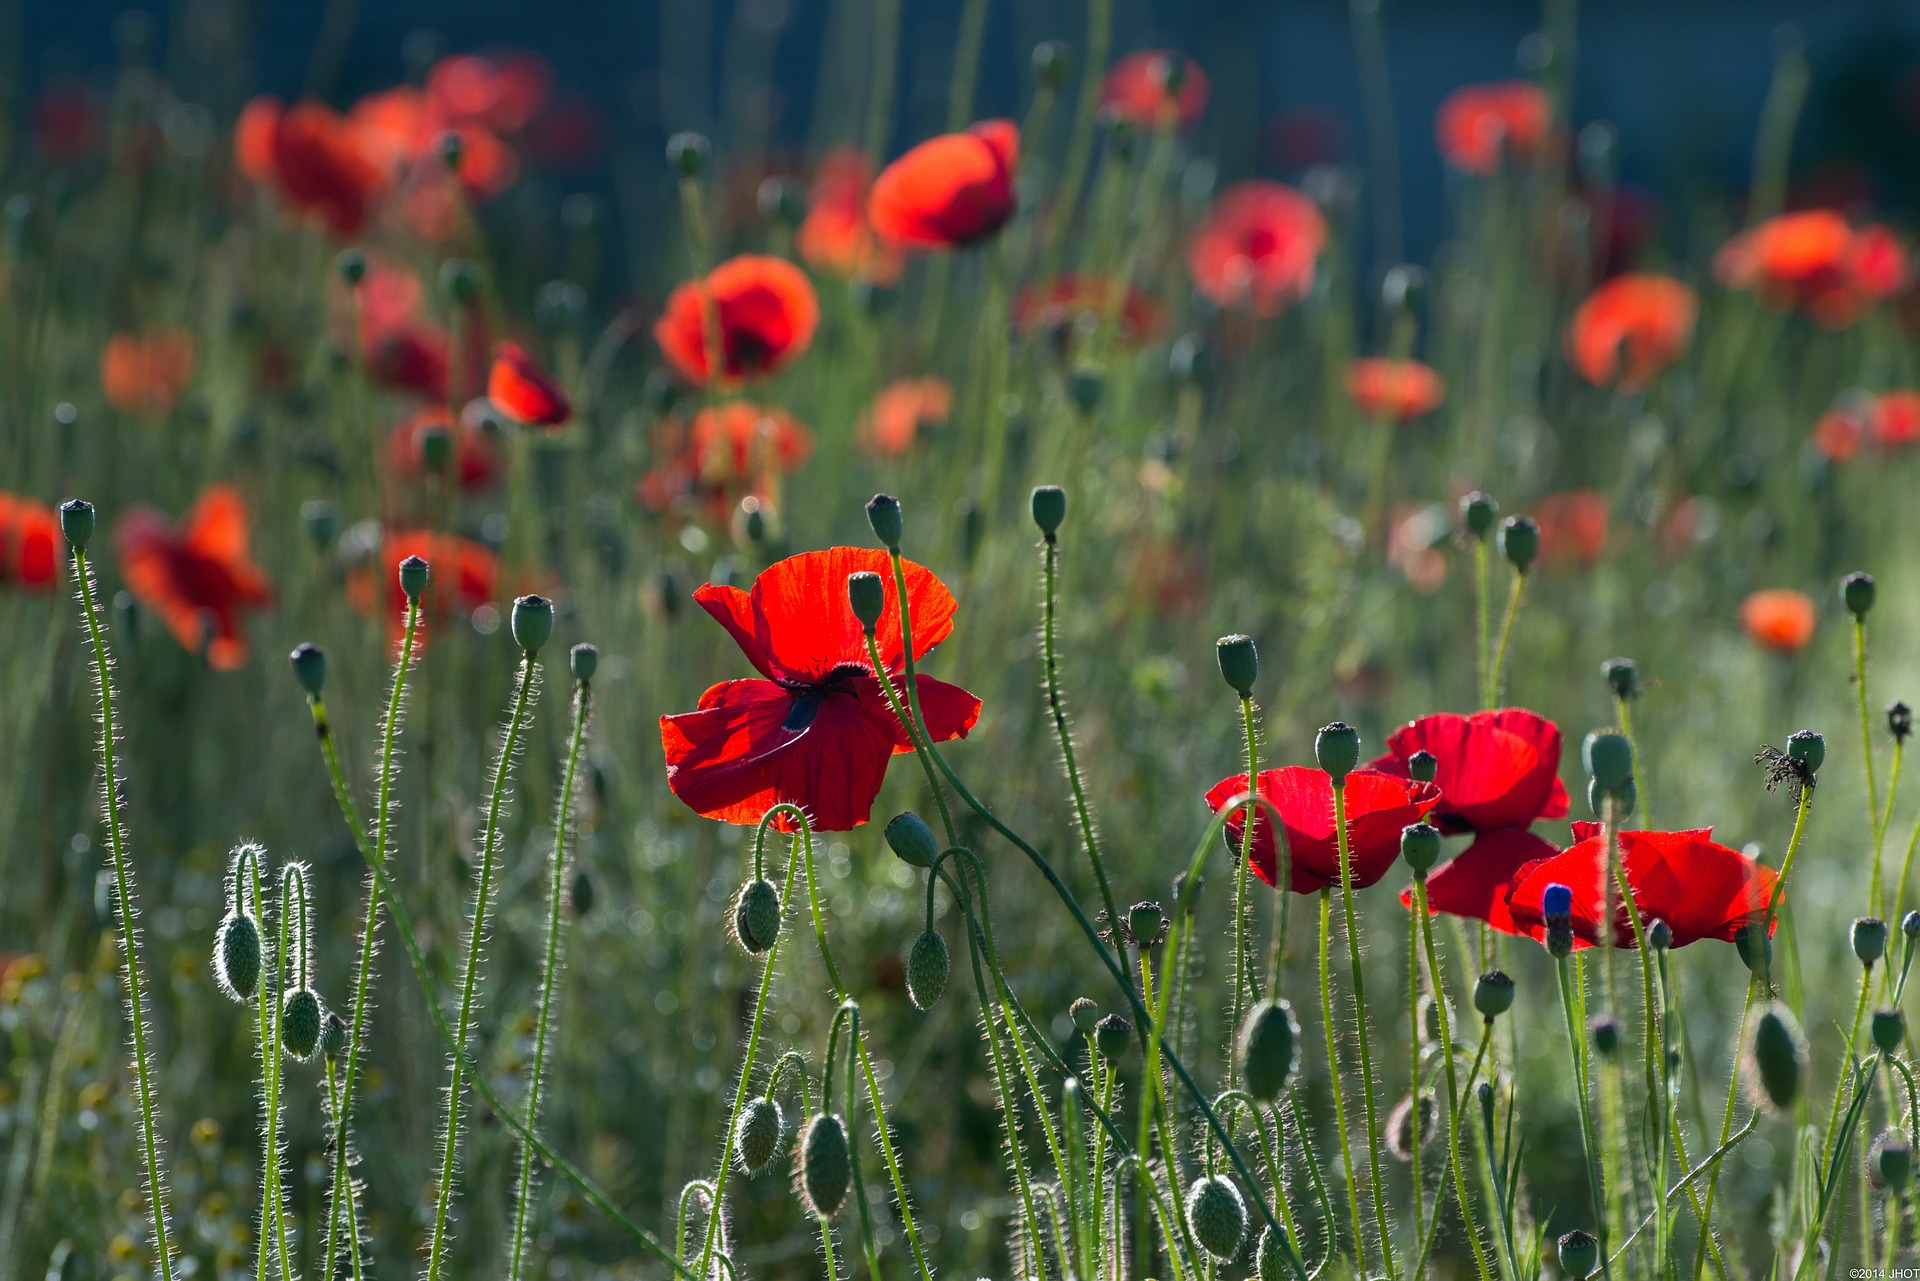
1487 569 1527 706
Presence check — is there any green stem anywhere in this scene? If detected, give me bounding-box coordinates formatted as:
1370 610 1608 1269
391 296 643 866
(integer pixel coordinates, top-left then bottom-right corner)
1617 697 1652 830
1487 568 1527 706
1043 0 1111 276
1414 877 1495 1281
1334 783 1397 1276
1231 694 1261 1077
243 850 277 1281
1558 955 1613 1278
861 0 900 166
1860 618 1885 913
1319 888 1367 1271
1473 539 1491 708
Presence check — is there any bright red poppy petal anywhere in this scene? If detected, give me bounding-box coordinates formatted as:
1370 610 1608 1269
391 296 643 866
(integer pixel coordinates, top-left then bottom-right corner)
489 342 572 427
692 583 784 680
1408 828 1560 935
879 674 982 752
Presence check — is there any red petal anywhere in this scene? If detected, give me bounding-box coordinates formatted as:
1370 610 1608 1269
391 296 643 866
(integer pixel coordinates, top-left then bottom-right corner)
1383 708 1564 833
488 341 571 427
1406 828 1560 935
868 126 1018 248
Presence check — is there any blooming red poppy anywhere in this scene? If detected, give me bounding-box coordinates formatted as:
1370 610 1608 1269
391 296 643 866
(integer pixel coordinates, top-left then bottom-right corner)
1011 275 1167 349
1715 211 1909 328
386 406 501 492
858 379 951 456
1436 81 1551 175
690 402 815 481
262 101 388 236
1404 827 1562 935
349 530 500 650
1812 405 1867 462
1188 181 1327 317
1741 589 1816 652
427 52 551 134
101 329 198 421
114 485 274 670
235 95 283 184
1566 274 1698 392
654 255 820 387
1099 51 1211 131
797 149 905 284
1871 391 1920 449
1204 767 1441 894
1506 824 1779 948
0 494 59 590
1368 708 1569 835
1533 490 1611 568
867 120 1019 249
661 549 982 832
487 342 571 428
1345 358 1446 421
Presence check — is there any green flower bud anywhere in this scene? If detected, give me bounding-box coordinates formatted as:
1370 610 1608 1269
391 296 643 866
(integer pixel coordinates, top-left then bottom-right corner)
906 930 950 1011
847 571 886 632
1032 41 1069 88
735 1096 784 1175
419 422 452 473
1183 1175 1246 1262
733 879 782 955
511 594 554 653
884 812 940 869
281 988 323 1061
59 499 95 551
1417 994 1447 1044
1216 634 1258 698
799 1113 851 1218
1315 721 1361 783
301 499 337 551
436 129 464 171
1093 1013 1133 1060
1237 998 1300 1102
1786 730 1825 776
1407 749 1438 783
1748 1001 1806 1112
1843 571 1876 619
1068 369 1104 413
1500 515 1539 572
1382 263 1428 314
756 177 805 227
667 131 711 178
569 867 595 917
1472 970 1515 1019
1030 485 1067 539
570 642 598 685
1603 657 1639 700
1070 997 1100 1034
1647 918 1672 951
289 643 327 697
215 912 261 1002
865 493 903 550
1401 822 1442 874
1582 731 1634 793
1153 52 1188 98
1907 910 1920 940
398 554 430 601
320 1012 349 1059
1872 1007 1905 1056
1854 916 1888 967
1589 1013 1623 1057
1872 1130 1913 1190
335 247 366 285
1558 1228 1600 1279
438 258 480 304
1256 1225 1291 1281
1461 491 1497 539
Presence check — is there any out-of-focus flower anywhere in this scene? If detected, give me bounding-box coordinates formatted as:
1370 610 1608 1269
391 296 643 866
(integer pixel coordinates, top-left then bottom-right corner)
1532 490 1610 568
349 530 499 650
386 407 500 492
858 379 951 456
0 494 59 590
654 255 820 387
1871 390 1920 448
237 98 389 237
1012 275 1167 349
1715 211 1908 328
867 121 1019 248
1345 357 1445 421
487 342 571 428
1188 181 1327 317
690 402 814 482
1741 589 1817 652
1436 81 1551 175
1566 274 1698 391
101 328 197 420
797 148 904 284
1387 505 1449 593
114 485 273 669
1099 51 1210 131
1812 404 1868 462
33 83 98 166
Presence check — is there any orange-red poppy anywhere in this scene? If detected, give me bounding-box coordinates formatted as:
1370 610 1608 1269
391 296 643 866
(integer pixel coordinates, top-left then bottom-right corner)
1436 81 1551 175
867 120 1019 249
858 378 952 456
1871 391 1920 448
264 101 389 236
426 52 551 134
386 406 501 491
1566 274 1698 392
1099 51 1210 131
1740 589 1817 652
1532 490 1611 568
234 95 283 184
487 342 571 428
1187 181 1327 316
0 494 59 590
101 328 198 420
654 255 820 387
1345 357 1446 421
1714 211 1909 328
797 148 905 284
114 485 274 670
1812 405 1867 462
1011 275 1167 349
689 402 815 482
349 530 500 650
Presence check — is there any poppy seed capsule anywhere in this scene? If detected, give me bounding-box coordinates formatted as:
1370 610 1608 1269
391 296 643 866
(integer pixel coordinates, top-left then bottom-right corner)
569 642 597 685
511 594 554 654
398 554 430 601
1237 998 1300 1102
1126 901 1165 948
1500 515 1539 572
1872 1007 1905 1056
214 912 261 1002
1872 1131 1913 1190
1557 1229 1600 1279
1749 1001 1806 1112
798 1113 851 1218
1473 970 1515 1019
1586 775 1637 817
906 930 950 1011
847 571 886 632
734 1096 784 1174
1093 1013 1133 1060
1315 722 1361 783
865 493 903 550
1407 749 1438 783
1070 997 1100 1033
289 643 327 697
1216 634 1258 698
1183 1175 1246 1261
884 812 940 868
1461 491 1497 538
1854 916 1888 966
1032 40 1069 87
1582 731 1634 793
1603 657 1639 700
335 247 366 285
733 880 782 954
1589 1014 1623 1057
1786 729 1825 776
281 988 323 1061
1256 1225 1290 1281
1030 485 1067 538
1843 571 1876 619
1891 702 1914 743
59 499 95 551
1400 822 1442 874
666 131 710 177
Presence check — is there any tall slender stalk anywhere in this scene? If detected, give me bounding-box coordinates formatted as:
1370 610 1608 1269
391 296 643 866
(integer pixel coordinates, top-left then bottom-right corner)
1487 567 1527 706
1557 955 1612 1278
1412 876 1495 1281
1318 887 1366 1270
1332 783 1396 1277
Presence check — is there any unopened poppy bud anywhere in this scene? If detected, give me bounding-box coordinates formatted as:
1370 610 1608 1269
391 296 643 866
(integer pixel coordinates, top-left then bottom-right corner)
735 1096 784 1174
435 129 464 171
1748 1001 1806 1112
732 879 782 954
1582 731 1634 794
1872 1131 1913 1190
1400 822 1442 875
1543 882 1574 957
1070 997 1100 1034
289 643 327 697
884 812 940 868
1461 491 1497 538
1647 918 1672 951
756 177 805 227
865 493 903 550
1417 994 1448 1044
1030 485 1067 539
1890 701 1915 743
511 594 554 654
1381 263 1428 315
214 912 261 1002
1315 722 1361 783
1183 1174 1246 1261
1170 332 1211 384
798 1113 851 1218
398 554 430 601
1407 749 1438 783
570 643 598 685
1093 1013 1133 1060
1473 970 1515 1019
321 1012 349 1058
1032 40 1069 87
1854 916 1888 967
1603 657 1639 700
281 988 323 1061
1907 910 1920 940
1873 1007 1906 1056
1734 923 1772 977
1387 1092 1439 1160
1589 1014 1623 1057
569 867 594 917
335 247 367 285
1068 369 1104 413
59 499 95 551
847 571 886 632
1557 1229 1599 1279
906 930 950 1011
667 131 711 178
1237 998 1299 1102
1126 901 1165 948
1500 515 1539 572
438 258 480 304
1786 729 1825 776
1843 571 1876 619
1256 1226 1290 1281
301 499 337 551
1215 634 1258 697
419 423 452 473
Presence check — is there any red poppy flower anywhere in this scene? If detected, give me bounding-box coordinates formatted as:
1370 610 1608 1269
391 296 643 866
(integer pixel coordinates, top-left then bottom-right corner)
1345 358 1446 421
690 403 815 481
349 530 499 650
101 329 198 421
858 379 951 456
1566 274 1698 392
867 120 1019 248
1871 391 1920 449
1506 824 1779 948
386 407 500 491
264 101 387 236
114 485 274 670
1011 275 1168 349
1188 181 1327 317
1368 708 1569 835
487 342 571 428
33 83 97 166
1715 211 1909 328
1436 81 1551 175
1741 589 1816 652
235 95 283 184
0 494 59 590
1403 827 1561 935
1533 490 1611 568
797 149 905 284
1204 767 1441 894
1813 405 1867 462
654 254 820 387
661 549 982 832
427 52 551 134
1099 51 1210 131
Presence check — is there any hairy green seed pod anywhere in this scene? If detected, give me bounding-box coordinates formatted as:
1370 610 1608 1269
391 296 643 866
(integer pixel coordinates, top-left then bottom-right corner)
847 571 886 632
1126 901 1165 948
1256 1225 1290 1281
1473 970 1515 1020
59 499 95 551
1500 515 1539 571
1461 491 1497 538
1216 634 1258 698
289 643 327 697
1749 1001 1806 1112
1558 1228 1600 1279
1237 998 1300 1102
321 1012 349 1059
1843 571 1876 619
798 1113 851 1218
1874 1007 1906 1056
1786 729 1825 776
906 930 950 1011
733 879 782 954
1315 722 1361 783
281 988 323 1062
1093 1013 1133 1060
1603 657 1639 700
569 642 598 684
398 554 430 600
865 493 903 550
884 812 940 868
1406 749 1438 783
1070 997 1100 1033
735 1096 784 1175
1582 731 1634 794
1401 822 1442 874
1030 485 1067 538
1872 1130 1913 1190
1184 1175 1246 1261
215 912 261 1002
511 594 554 653
1854 916 1889 967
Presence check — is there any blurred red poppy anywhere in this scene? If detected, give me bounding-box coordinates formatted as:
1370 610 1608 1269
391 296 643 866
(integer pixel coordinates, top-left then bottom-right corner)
1741 589 1816 652
1813 405 1867 462
654 255 820 386
867 120 1019 248
1871 391 1920 448
1406 827 1562 935
1715 211 1909 328
386 407 500 491
858 379 951 456
101 328 198 420
260 101 388 236
1099 51 1210 131
690 403 815 481
797 148 905 284
1533 490 1611 568
427 52 551 134
1506 824 1778 948
114 485 274 670
235 95 283 184
1345 358 1446 421
1188 181 1327 316
1204 767 1441 894
1436 81 1551 175
1368 708 1569 835
1566 273 1698 392
1012 275 1167 349
660 548 982 831
350 530 499 650
33 83 98 166
487 342 571 428
0 494 59 590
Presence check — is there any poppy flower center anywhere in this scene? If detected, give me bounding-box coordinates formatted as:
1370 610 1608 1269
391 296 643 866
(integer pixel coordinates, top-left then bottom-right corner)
780 662 871 731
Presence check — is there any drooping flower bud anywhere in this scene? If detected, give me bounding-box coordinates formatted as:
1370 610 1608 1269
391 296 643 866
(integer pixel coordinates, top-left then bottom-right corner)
569 868 595 917
1734 923 1772 978
1500 515 1539 572
1401 822 1442 875
1785 729 1825 776
1184 1175 1246 1261
666 131 711 177
1070 998 1100 1034
1748 1001 1806 1112
884 812 940 868
1386 1092 1439 1160
1582 731 1634 795
1093 1013 1133 1060
1237 998 1299 1102
1417 994 1447 1044
906 930 950 1011
1906 910 1920 940
1473 970 1515 1019
847 571 886 633
281 988 324 1061
1872 1007 1905 1056
732 880 782 954
1854 916 1888 967
865 493 903 550
1216 635 1258 698
1557 1229 1600 1279
511 594 554 654
289 643 327 697
1891 702 1914 744
398 554 430 601
1030 485 1066 539
214 910 261 1002
59 499 95 551
1461 492 1497 539
1602 657 1639 700
1315 722 1361 784
1589 1014 1623 1057
569 643 598 685
1843 571 1876 619
1871 1130 1913 1190
1407 750 1438 783
735 1096 784 1174
798 1113 851 1218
